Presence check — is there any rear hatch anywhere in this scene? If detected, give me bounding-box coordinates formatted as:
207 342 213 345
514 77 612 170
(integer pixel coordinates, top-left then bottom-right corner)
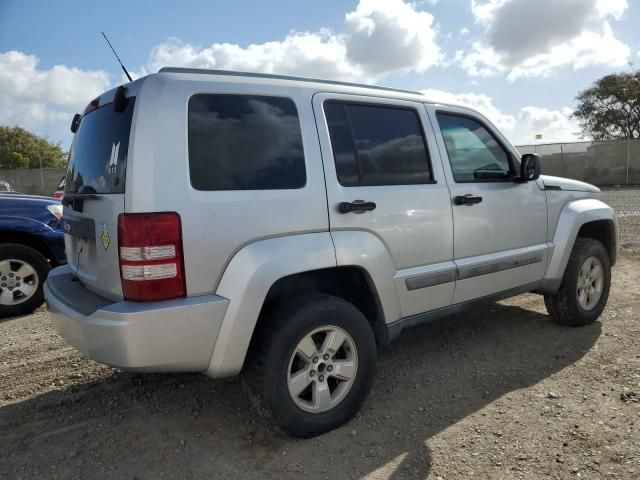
62 90 136 300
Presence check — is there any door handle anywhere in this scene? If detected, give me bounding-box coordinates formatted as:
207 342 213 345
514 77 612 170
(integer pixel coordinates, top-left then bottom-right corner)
338 200 377 214
454 194 483 206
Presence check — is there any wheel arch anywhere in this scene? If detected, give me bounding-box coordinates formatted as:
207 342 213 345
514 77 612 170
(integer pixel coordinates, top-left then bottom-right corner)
206 233 337 378
249 265 388 353
545 198 618 285
206 231 401 378
0 230 59 267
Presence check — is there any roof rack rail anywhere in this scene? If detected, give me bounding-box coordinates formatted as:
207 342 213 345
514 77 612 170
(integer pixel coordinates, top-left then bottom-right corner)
158 67 423 96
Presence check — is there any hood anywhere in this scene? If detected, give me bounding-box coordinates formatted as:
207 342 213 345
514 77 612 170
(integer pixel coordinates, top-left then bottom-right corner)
539 175 601 194
0 193 60 206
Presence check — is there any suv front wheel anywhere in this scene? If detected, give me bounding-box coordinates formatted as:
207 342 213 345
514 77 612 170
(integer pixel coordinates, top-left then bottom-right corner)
544 238 611 326
247 294 377 438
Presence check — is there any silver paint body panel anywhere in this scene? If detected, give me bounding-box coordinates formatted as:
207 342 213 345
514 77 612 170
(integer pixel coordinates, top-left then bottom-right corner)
45 70 618 378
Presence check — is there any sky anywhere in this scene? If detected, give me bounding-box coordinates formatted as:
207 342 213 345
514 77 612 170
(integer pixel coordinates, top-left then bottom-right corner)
1 0 638 148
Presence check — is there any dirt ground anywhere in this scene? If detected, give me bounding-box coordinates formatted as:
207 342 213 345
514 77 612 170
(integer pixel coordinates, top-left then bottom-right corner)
1 189 639 479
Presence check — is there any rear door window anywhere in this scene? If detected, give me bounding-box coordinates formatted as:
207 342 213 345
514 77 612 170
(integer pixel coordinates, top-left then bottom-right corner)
65 99 135 194
324 101 433 187
188 94 306 190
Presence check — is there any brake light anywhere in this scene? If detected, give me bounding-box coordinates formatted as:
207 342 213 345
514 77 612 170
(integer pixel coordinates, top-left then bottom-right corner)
117 213 186 301
83 98 100 115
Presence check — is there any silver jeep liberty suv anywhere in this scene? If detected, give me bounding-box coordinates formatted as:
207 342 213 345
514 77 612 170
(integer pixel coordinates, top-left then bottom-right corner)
45 68 617 437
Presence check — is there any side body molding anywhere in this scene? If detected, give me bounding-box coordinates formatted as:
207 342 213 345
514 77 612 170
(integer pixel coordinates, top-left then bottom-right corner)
545 198 618 284
206 233 336 378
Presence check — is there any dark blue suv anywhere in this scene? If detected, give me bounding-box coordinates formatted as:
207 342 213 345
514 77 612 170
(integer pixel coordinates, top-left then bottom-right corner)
0 193 66 317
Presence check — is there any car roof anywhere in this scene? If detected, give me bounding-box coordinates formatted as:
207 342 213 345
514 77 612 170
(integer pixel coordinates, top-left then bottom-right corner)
155 67 461 107
160 67 423 96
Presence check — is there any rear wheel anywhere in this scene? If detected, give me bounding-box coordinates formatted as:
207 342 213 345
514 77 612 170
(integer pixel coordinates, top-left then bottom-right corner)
246 294 377 438
0 243 50 318
544 238 611 326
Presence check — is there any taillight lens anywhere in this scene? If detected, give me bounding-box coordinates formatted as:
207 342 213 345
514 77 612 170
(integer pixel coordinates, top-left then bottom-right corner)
83 98 100 115
118 213 186 301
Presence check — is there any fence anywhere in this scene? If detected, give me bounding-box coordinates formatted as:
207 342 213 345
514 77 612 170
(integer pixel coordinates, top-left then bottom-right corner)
516 138 640 186
1 138 639 194
0 168 66 196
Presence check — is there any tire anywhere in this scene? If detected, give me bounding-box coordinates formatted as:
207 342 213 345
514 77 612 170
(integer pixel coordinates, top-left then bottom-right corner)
246 293 377 438
544 238 611 326
0 243 50 318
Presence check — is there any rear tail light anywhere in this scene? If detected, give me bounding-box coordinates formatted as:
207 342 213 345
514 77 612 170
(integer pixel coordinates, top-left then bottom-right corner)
118 212 186 301
83 98 100 115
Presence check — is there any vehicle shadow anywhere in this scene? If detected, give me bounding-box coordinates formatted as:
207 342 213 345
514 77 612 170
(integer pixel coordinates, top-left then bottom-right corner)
0 300 601 479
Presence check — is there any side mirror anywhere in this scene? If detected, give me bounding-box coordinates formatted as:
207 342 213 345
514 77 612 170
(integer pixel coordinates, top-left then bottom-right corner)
520 153 541 181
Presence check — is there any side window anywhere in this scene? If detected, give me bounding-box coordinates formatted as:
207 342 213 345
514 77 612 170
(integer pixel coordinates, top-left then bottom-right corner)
436 113 512 182
188 94 306 190
324 102 433 187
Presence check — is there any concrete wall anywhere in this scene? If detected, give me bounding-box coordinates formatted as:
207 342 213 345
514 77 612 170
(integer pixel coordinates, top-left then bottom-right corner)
0 168 66 196
2 139 639 194
517 139 640 186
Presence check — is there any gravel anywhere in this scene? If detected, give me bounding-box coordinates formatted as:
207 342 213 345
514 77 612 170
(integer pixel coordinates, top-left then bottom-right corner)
602 187 640 255
0 188 639 479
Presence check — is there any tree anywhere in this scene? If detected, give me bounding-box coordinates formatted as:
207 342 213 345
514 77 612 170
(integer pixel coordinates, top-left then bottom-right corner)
573 70 640 141
0 126 67 170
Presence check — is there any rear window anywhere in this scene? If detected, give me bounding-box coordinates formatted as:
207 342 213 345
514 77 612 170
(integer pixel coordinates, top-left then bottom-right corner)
188 94 306 190
65 98 135 194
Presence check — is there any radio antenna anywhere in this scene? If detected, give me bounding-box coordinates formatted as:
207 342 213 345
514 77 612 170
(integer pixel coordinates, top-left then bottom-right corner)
101 31 133 82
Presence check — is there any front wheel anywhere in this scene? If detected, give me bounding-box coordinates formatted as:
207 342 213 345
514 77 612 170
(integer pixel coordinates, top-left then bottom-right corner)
247 294 377 438
544 238 611 326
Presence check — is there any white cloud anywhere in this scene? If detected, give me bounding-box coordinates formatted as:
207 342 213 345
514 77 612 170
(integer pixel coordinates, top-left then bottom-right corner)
421 88 516 130
140 33 365 81
344 0 441 76
454 43 505 77
470 0 508 22
421 88 581 144
138 0 442 82
506 24 629 80
0 50 110 139
461 0 630 79
2 0 443 145
514 106 581 144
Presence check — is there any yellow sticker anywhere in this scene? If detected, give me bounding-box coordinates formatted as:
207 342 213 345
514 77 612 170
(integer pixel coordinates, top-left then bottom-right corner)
100 222 111 250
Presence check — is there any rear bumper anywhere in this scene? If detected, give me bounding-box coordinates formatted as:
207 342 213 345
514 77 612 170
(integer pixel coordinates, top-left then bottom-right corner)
44 265 229 372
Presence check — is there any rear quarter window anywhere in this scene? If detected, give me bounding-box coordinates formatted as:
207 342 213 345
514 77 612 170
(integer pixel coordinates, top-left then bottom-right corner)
188 94 306 191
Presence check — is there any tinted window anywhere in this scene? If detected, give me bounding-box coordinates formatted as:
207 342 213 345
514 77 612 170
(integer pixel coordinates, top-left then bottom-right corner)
188 95 306 190
325 102 432 187
437 113 512 182
65 98 135 194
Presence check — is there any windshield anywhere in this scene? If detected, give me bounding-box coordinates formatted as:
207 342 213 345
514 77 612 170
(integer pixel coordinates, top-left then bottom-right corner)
65 98 135 194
